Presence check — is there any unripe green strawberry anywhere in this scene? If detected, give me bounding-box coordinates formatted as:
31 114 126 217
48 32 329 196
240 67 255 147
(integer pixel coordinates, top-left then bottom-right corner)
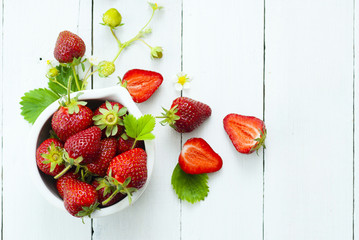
98 61 115 78
103 8 122 28
151 46 163 59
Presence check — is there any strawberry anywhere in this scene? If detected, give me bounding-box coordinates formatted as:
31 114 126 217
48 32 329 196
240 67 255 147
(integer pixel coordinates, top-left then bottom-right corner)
54 31 86 63
121 69 163 103
92 178 126 207
117 136 145 154
108 148 147 189
92 101 127 138
51 97 93 142
87 138 118 176
64 126 102 164
223 114 266 154
36 138 65 176
63 178 99 217
159 97 211 133
56 171 80 199
179 138 222 174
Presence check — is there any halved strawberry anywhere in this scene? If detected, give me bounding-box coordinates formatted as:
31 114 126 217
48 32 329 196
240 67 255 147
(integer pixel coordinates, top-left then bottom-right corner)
121 69 163 103
179 138 222 174
223 114 266 154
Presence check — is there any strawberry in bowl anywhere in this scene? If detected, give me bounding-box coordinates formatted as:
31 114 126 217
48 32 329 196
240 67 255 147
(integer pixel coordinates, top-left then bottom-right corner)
28 85 155 218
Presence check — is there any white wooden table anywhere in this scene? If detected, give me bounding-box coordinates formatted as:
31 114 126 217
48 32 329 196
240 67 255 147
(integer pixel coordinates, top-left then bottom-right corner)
1 0 357 239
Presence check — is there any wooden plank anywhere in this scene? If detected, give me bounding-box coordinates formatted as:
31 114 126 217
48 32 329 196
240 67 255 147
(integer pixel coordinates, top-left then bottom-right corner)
355 0 359 238
181 0 264 239
92 1 182 239
264 1 353 239
2 0 92 239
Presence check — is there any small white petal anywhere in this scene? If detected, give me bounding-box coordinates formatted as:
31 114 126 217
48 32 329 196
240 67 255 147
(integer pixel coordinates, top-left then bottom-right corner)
89 56 100 65
174 83 183 91
183 82 191 89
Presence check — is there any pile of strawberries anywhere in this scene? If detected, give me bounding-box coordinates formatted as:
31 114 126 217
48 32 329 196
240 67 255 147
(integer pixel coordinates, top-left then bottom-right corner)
36 98 147 218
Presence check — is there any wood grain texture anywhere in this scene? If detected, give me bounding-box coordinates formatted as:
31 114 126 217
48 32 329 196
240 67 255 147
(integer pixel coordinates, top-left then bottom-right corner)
91 1 182 239
181 0 264 239
264 1 353 239
2 0 92 239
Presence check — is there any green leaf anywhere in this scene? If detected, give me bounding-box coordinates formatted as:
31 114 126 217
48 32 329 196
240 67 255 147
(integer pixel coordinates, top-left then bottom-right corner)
48 65 82 95
20 88 60 124
123 114 156 141
171 164 209 204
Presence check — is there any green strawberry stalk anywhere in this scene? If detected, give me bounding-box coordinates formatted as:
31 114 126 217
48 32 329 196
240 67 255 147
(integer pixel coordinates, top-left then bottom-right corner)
99 174 137 205
99 2 163 78
54 152 83 179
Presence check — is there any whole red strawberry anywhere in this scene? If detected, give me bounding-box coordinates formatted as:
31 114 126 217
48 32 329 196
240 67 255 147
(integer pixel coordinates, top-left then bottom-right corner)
117 136 145 154
159 97 211 133
64 126 102 164
179 138 222 174
54 31 86 63
93 101 127 138
87 138 118 176
56 171 80 199
108 148 147 189
51 98 93 142
63 178 99 217
92 178 126 207
223 114 266 154
122 69 163 103
36 138 65 176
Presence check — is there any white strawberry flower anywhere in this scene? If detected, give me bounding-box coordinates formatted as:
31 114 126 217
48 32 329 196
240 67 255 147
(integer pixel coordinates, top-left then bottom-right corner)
174 72 192 91
88 55 100 66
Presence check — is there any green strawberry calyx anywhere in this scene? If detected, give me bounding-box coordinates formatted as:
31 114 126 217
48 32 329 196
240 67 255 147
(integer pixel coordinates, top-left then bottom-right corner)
41 142 65 173
92 101 127 137
76 202 100 222
54 152 83 179
250 128 267 154
99 172 137 206
157 105 180 128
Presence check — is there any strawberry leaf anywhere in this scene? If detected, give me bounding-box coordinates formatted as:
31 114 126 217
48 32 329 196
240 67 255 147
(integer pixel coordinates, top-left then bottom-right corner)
171 164 209 203
123 114 156 141
20 88 60 124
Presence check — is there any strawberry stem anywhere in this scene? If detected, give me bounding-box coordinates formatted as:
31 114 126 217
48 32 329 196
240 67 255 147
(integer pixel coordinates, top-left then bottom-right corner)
71 65 81 91
54 165 72 179
102 189 119 206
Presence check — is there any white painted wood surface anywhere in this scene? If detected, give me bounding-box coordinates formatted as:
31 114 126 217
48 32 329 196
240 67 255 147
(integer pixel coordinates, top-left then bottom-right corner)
1 0 358 239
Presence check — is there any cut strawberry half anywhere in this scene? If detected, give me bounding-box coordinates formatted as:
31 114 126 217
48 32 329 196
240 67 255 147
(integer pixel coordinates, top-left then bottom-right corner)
179 138 222 174
121 69 163 103
223 114 266 154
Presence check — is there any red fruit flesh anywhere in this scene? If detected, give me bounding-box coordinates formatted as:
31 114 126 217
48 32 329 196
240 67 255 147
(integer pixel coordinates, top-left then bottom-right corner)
171 97 211 133
63 178 98 217
56 171 80 199
51 105 93 142
64 126 102 164
223 114 266 154
54 31 86 63
122 69 163 103
179 138 222 174
92 179 126 207
36 138 65 176
107 148 147 189
87 138 118 176
118 137 145 154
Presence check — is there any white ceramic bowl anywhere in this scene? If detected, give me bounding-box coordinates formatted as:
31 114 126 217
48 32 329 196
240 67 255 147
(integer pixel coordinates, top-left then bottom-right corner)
28 85 155 218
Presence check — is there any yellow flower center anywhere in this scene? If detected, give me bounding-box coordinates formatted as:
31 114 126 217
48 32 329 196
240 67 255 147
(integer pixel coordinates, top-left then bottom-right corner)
178 76 187 86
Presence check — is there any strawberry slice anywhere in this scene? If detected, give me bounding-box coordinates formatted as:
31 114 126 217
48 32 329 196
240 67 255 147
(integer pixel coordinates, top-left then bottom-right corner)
122 69 163 103
223 114 266 154
179 138 222 174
